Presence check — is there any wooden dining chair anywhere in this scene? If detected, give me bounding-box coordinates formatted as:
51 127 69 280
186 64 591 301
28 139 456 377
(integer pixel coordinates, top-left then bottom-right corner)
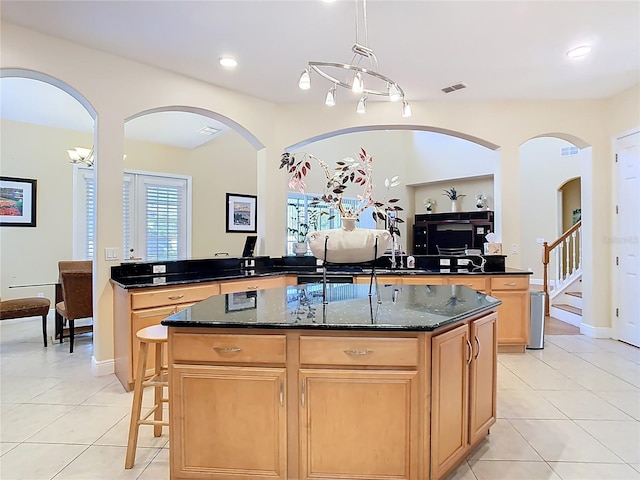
55 270 93 353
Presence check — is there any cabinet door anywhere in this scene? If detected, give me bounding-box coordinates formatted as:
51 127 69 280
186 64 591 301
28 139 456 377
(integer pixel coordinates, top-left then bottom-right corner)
170 365 287 479
491 290 530 346
131 304 192 384
469 313 497 445
299 369 418 480
431 323 470 480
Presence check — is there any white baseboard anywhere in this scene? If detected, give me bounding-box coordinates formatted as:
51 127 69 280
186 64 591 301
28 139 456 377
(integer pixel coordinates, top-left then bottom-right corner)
580 323 612 339
91 356 115 376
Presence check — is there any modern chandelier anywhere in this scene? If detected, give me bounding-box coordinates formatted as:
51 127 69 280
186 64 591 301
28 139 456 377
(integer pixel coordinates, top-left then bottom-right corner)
298 0 411 117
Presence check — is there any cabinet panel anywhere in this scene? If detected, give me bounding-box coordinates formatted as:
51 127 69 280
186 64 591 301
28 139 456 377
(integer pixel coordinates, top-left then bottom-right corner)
353 275 400 285
299 336 418 367
171 365 286 479
447 277 488 292
431 323 469 480
131 282 219 310
220 275 296 294
172 333 286 364
489 276 529 290
469 313 497 445
401 275 445 285
299 369 418 480
492 290 530 346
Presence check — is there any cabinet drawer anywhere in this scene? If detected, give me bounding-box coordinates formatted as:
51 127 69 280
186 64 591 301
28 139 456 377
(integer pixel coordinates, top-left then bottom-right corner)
353 275 400 285
402 275 445 285
219 275 295 294
490 276 529 291
447 277 488 291
131 283 219 310
172 333 286 364
300 336 418 367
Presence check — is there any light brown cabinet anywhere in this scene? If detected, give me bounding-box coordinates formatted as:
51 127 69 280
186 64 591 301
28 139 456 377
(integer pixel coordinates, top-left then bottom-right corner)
430 313 497 480
489 276 530 352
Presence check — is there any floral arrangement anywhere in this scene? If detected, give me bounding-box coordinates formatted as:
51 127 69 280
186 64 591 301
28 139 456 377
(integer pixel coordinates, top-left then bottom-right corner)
424 198 436 212
475 193 487 209
443 187 465 200
280 148 403 224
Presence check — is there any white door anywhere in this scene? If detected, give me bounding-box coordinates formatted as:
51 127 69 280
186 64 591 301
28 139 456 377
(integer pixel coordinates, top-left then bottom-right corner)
616 131 640 347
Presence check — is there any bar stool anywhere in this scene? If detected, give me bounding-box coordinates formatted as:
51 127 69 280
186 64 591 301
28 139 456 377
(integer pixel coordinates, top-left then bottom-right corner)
125 324 169 469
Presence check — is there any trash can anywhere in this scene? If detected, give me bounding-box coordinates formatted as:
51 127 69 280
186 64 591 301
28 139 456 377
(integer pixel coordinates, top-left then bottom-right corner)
527 291 546 349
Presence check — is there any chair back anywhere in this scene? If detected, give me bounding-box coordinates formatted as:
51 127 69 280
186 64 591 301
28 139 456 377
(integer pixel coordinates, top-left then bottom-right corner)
58 260 92 282
59 270 93 321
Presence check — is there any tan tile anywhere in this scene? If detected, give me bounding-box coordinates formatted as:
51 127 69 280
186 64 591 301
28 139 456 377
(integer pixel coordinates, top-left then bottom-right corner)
469 419 542 461
95 414 169 448
497 390 567 419
576 420 640 464
632 464 640 474
576 352 640 387
0 442 87 479
27 404 129 444
54 444 158 479
540 390 634 420
497 364 533 390
468 459 561 480
0 442 19 456
510 419 623 463
138 447 170 480
548 462 640 479
0 403 73 442
545 336 601 353
594 390 640 420
0 375 64 403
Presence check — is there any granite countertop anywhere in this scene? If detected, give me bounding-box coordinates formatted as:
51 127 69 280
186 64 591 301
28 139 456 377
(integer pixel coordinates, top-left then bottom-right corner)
111 266 532 289
161 283 502 332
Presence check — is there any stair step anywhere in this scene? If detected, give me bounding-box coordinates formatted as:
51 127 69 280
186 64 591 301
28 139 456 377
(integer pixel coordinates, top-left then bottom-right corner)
553 304 582 315
566 291 582 298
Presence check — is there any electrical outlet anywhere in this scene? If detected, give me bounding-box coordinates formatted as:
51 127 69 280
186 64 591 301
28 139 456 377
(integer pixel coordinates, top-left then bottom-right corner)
511 243 518 254
37 292 44 298
153 264 166 274
536 238 545 244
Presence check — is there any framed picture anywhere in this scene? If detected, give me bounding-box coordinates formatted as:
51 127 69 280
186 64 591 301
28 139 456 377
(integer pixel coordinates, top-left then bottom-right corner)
225 291 257 312
226 193 257 233
0 176 37 227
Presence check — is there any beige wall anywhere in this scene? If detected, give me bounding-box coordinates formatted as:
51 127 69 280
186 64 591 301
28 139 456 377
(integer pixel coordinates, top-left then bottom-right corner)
1 21 639 371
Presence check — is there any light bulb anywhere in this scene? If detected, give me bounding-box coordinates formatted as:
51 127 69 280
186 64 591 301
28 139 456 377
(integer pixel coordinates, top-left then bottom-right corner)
356 96 367 114
325 87 336 106
567 45 591 58
402 101 412 118
352 72 364 93
298 69 311 90
388 83 401 102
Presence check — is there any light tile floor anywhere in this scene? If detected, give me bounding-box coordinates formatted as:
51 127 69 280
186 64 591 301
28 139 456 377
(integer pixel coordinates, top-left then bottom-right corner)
1 315 639 480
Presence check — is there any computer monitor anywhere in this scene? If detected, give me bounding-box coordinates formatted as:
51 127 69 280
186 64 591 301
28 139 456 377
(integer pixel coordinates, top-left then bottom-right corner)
242 235 257 257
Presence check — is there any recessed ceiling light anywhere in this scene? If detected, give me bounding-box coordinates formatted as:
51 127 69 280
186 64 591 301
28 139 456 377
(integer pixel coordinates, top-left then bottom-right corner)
219 57 238 68
566 45 591 58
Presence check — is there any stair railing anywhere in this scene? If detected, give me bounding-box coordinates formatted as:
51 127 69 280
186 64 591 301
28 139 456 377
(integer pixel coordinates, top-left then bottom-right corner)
542 220 582 315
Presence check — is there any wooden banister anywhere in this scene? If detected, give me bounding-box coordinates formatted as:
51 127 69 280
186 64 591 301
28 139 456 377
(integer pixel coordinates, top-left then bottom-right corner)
542 220 582 316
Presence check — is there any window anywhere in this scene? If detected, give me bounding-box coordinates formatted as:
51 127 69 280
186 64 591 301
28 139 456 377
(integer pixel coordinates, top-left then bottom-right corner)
286 193 376 255
74 167 191 261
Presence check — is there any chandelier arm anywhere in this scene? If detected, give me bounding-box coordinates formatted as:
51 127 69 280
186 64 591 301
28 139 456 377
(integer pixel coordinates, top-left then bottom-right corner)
309 62 405 98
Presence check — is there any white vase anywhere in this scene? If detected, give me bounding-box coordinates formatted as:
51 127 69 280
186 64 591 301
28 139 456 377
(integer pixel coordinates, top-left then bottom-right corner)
451 199 459 212
293 242 308 256
307 216 392 263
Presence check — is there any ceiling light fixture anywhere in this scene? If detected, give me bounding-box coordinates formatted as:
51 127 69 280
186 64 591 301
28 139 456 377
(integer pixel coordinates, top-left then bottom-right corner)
298 0 410 117
219 57 238 68
67 147 94 167
566 45 591 58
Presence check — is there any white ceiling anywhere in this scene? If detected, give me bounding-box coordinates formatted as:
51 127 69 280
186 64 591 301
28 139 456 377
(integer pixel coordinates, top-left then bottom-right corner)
1 0 639 147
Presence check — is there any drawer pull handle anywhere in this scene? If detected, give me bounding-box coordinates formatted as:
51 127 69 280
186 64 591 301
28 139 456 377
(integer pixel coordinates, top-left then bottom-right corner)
213 346 242 353
504 282 517 286
344 349 373 355
466 339 473 365
168 294 185 300
246 285 260 290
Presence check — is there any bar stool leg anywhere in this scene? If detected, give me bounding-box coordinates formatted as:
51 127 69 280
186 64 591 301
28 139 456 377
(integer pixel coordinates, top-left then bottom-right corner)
125 341 149 469
153 342 163 437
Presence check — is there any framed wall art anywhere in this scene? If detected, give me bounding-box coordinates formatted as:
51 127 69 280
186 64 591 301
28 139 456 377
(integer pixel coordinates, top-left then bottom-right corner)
0 176 37 227
225 291 257 313
226 193 257 233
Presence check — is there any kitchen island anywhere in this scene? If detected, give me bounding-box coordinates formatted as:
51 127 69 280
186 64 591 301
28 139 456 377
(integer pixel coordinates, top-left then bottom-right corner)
162 282 501 480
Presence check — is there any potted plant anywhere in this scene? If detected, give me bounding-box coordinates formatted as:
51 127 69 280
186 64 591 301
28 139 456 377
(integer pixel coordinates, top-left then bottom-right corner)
424 198 436 213
475 193 488 210
442 187 465 212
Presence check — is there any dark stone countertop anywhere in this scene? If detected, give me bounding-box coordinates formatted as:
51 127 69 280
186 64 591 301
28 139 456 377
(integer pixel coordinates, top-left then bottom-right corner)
161 283 502 332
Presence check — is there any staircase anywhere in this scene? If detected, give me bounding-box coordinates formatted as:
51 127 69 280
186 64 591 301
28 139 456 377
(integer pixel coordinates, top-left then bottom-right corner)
550 290 582 327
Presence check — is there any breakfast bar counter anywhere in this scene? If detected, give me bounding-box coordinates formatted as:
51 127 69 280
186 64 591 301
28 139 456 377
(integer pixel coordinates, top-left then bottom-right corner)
162 283 501 480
